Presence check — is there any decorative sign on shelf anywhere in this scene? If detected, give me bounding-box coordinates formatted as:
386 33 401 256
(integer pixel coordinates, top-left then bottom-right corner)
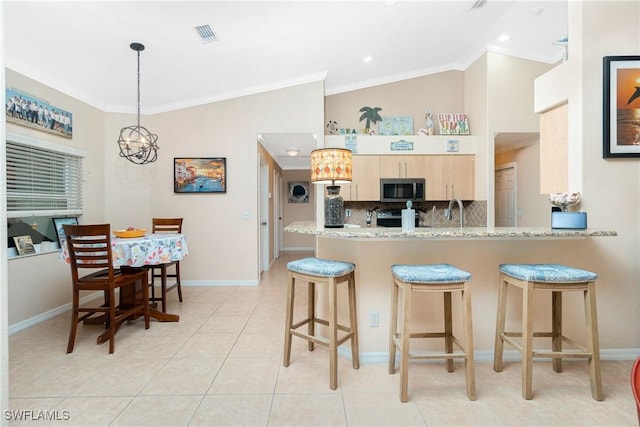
378 116 413 136
345 135 358 154
390 139 414 151
447 139 459 152
438 113 470 135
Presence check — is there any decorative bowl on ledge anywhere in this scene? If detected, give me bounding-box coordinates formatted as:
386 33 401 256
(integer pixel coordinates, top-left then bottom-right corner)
549 192 582 212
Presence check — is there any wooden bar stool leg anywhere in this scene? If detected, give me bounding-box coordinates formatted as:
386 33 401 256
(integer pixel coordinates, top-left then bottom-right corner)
348 273 360 369
493 274 508 372
400 281 412 403
283 272 295 367
444 291 454 372
462 283 476 400
328 277 338 390
552 291 562 373
585 281 603 401
388 277 400 374
308 282 316 352
522 281 535 400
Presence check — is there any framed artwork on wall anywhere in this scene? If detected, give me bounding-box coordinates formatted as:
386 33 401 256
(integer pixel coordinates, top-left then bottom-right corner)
52 217 79 246
603 55 640 158
174 157 227 193
288 181 309 203
5 87 73 139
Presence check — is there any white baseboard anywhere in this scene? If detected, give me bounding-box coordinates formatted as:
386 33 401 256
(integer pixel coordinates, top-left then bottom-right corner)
282 246 315 252
9 291 103 335
339 348 640 364
182 280 259 286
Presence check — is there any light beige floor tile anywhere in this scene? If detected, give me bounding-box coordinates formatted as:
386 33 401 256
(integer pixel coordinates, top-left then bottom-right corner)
340 362 398 393
275 349 344 394
229 332 284 358
70 357 168 397
111 395 201 426
342 392 427 426
268 393 346 426
190 394 272 426
198 315 249 334
141 358 224 395
51 396 133 426
414 394 506 426
173 333 238 358
208 357 280 394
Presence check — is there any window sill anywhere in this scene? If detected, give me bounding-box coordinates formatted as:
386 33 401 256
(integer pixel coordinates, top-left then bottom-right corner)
8 243 60 260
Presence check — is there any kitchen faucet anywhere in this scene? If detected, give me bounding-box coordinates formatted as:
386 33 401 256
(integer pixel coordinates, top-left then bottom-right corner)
446 198 464 227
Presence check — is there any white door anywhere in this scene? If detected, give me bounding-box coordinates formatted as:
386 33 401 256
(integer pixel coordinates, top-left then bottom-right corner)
495 165 516 227
259 155 270 273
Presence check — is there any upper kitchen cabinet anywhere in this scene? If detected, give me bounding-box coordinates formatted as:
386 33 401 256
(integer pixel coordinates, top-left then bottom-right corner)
379 155 424 178
424 155 475 201
343 155 380 201
534 62 569 194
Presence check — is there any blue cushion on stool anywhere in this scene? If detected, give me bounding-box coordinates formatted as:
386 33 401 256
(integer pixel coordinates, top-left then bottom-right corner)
500 264 597 283
287 257 355 278
391 263 471 284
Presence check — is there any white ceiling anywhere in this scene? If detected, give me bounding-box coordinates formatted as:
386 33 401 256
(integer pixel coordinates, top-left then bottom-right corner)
4 1 567 169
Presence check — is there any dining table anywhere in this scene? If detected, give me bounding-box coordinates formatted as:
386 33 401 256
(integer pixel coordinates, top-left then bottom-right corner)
59 232 190 340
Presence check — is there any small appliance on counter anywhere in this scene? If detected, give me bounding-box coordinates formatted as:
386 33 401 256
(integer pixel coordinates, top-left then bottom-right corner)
377 209 419 227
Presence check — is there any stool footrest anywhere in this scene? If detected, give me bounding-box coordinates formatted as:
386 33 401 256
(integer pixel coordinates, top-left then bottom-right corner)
500 333 592 357
290 329 354 349
392 334 467 354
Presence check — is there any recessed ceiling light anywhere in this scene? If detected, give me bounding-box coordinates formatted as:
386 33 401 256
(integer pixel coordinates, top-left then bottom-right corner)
531 6 544 15
498 34 511 42
286 148 300 157
363 56 374 63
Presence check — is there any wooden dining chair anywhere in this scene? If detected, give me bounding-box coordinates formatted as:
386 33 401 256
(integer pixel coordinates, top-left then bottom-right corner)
146 218 184 312
632 356 640 424
63 223 149 354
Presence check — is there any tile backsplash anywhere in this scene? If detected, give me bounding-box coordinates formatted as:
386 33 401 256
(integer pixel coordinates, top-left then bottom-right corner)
344 200 487 227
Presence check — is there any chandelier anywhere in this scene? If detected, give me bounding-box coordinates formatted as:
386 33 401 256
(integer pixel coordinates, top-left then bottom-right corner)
117 42 159 165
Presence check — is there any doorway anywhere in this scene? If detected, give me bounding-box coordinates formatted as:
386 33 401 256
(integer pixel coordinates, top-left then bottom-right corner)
495 163 516 227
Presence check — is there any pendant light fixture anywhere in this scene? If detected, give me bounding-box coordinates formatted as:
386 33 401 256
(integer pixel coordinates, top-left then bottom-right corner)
117 42 159 165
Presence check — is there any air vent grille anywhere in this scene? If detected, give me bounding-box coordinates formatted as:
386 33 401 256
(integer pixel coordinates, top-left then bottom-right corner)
470 0 487 10
194 24 218 43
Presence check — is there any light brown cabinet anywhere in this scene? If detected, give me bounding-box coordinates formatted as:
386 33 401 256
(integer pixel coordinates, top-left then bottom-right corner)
379 155 425 178
343 155 380 201
423 155 475 200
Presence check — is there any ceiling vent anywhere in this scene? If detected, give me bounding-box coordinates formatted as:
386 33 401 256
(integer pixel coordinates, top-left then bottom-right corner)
470 0 487 10
194 24 218 43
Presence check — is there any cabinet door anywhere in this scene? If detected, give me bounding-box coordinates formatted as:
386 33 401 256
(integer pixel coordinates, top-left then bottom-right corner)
423 155 475 201
449 155 475 200
346 155 380 201
423 156 447 200
380 156 424 178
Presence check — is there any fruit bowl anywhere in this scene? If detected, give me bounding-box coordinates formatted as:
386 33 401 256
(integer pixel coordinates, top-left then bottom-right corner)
113 228 146 238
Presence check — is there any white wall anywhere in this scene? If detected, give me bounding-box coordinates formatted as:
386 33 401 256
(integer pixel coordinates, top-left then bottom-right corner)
103 81 325 285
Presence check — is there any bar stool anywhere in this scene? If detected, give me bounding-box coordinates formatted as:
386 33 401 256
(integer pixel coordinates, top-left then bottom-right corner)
283 257 359 390
388 263 475 402
493 263 603 400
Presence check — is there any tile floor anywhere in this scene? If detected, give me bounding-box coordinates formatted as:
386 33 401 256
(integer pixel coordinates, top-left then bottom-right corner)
8 251 638 426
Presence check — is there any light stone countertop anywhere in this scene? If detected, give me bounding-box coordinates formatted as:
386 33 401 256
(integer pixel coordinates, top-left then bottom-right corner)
284 221 617 240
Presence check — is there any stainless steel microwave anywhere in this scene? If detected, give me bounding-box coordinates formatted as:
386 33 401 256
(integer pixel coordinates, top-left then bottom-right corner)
380 178 425 203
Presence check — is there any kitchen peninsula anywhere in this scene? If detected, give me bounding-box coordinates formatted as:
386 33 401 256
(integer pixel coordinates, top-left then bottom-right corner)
284 221 617 361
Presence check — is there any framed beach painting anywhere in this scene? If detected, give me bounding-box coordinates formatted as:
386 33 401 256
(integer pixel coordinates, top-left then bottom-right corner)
52 217 79 246
174 157 227 193
603 55 640 157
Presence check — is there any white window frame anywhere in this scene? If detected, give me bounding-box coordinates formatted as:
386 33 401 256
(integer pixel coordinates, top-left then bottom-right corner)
6 133 85 218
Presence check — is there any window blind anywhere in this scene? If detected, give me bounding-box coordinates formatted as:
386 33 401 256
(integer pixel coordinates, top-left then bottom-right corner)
6 141 83 218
